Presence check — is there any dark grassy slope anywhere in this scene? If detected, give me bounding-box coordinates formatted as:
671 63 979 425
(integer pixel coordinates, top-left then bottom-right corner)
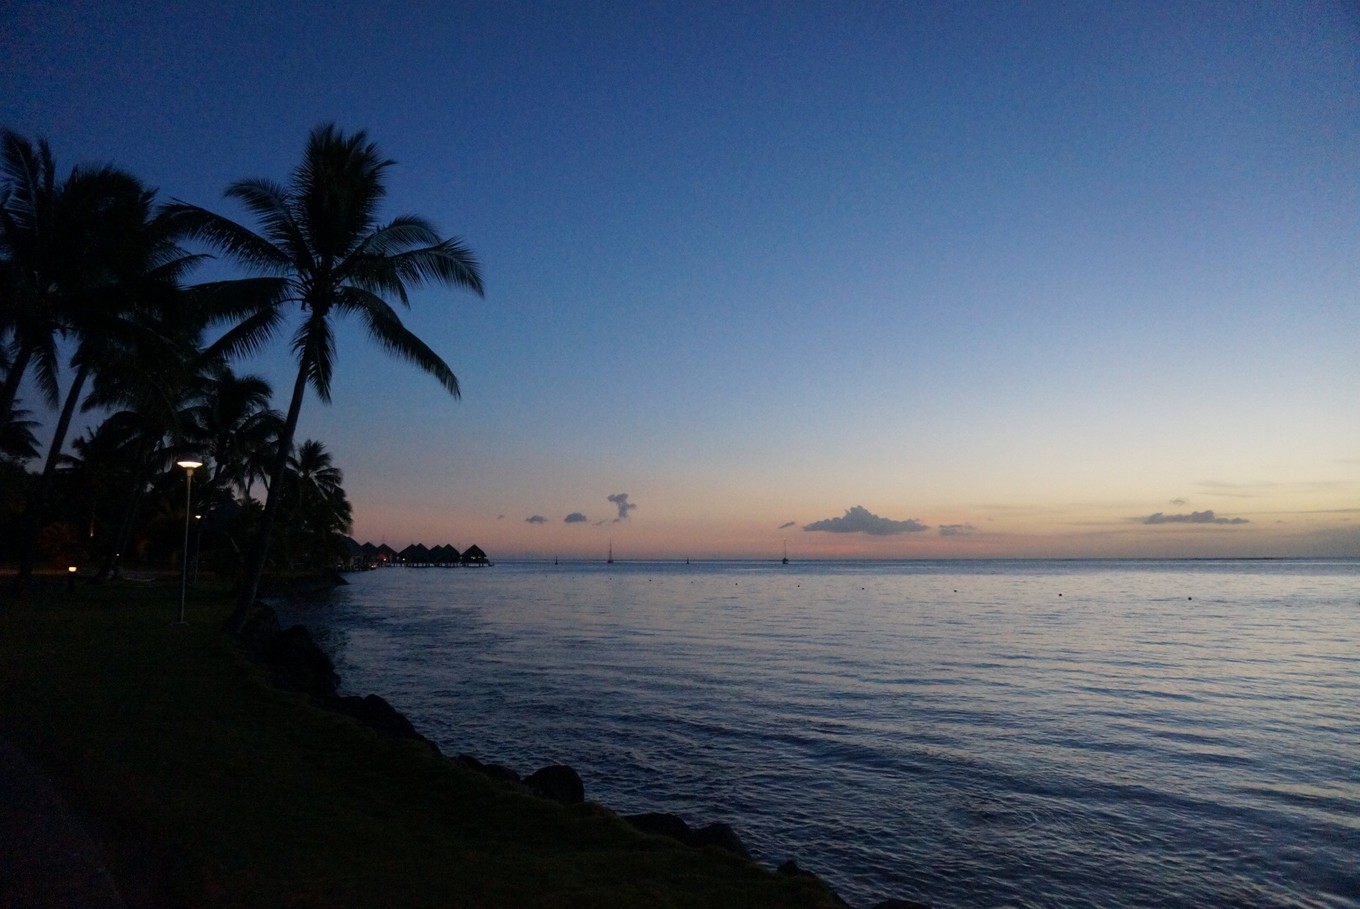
0 581 840 908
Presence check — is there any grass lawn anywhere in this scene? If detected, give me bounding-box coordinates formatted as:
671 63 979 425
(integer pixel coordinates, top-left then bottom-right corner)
0 577 841 908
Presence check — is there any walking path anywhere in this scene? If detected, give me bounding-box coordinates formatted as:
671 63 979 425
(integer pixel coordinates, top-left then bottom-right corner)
0 737 126 909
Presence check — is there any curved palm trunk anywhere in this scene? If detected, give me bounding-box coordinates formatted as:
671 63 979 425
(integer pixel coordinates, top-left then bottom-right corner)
12 364 89 593
96 487 143 581
228 363 307 632
95 449 158 581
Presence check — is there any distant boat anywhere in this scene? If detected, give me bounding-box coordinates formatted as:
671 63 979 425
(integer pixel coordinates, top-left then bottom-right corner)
782 540 789 565
607 541 614 564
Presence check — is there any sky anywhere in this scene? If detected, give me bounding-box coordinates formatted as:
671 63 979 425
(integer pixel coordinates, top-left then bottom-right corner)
3 0 1357 560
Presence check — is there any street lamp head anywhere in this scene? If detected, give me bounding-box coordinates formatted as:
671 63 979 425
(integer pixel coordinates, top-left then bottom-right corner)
177 459 203 472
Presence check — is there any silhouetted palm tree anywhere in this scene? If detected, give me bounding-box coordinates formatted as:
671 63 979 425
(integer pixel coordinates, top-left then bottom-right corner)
165 123 483 628
1 130 66 423
9 162 202 591
0 400 39 462
279 438 352 570
181 362 281 502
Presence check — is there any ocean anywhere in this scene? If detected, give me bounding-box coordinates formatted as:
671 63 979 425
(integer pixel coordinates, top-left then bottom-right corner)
277 559 1360 909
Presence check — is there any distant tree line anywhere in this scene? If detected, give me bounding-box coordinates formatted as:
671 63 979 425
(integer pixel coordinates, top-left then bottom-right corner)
0 124 483 625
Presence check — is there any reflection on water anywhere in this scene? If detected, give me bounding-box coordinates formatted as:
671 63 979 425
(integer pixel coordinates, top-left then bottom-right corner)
279 560 1360 909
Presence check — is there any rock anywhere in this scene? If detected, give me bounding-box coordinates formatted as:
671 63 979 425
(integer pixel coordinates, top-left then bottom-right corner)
690 822 750 859
456 754 521 784
524 764 584 805
870 899 932 909
777 860 852 908
261 624 339 700
233 600 281 657
624 812 694 842
332 694 439 753
623 813 750 859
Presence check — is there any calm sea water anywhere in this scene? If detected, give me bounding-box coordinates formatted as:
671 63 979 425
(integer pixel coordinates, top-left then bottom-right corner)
279 559 1360 909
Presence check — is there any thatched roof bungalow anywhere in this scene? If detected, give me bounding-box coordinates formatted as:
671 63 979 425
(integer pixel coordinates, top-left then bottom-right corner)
461 544 491 566
430 544 461 565
399 543 432 566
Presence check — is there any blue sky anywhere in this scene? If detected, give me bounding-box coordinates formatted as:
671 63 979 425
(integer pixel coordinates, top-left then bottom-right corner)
3 0 1357 558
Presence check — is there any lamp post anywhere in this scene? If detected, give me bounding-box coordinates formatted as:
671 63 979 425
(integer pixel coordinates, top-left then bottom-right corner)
176 460 203 624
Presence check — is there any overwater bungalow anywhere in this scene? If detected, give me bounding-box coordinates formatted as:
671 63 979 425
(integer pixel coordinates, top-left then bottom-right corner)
431 544 461 565
337 536 367 571
461 544 491 567
399 543 432 566
339 541 490 569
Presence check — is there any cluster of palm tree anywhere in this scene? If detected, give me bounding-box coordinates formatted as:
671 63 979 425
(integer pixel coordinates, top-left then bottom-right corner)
1 123 483 627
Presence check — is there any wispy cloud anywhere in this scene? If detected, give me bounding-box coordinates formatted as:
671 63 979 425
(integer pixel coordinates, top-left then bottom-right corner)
804 505 929 536
1142 510 1249 525
777 521 797 529
1170 497 1189 506
564 512 588 524
525 515 547 524
939 523 976 536
608 492 637 521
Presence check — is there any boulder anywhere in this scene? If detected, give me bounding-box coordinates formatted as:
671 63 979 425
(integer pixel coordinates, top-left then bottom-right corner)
690 821 750 859
524 764 585 805
456 754 522 784
261 624 339 700
623 813 750 859
777 860 852 908
332 694 439 753
624 812 693 842
233 600 281 657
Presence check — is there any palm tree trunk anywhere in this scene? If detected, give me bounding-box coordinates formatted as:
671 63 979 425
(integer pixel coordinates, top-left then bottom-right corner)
12 365 89 593
228 363 307 632
95 459 155 582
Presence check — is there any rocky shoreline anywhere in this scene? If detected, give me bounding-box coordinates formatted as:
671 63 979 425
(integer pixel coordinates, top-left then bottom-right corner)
238 601 931 909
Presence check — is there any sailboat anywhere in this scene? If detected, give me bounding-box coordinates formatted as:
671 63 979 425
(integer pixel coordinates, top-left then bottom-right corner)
607 540 614 564
782 540 789 565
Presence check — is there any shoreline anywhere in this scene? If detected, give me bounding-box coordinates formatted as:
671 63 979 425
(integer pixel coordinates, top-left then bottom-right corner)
0 581 866 908
243 597 931 909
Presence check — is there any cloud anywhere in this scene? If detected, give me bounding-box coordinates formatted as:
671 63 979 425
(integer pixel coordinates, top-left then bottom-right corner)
564 512 588 524
939 523 976 536
1142 510 1249 526
1170 498 1189 506
778 521 797 529
804 505 929 536
607 492 637 521
525 515 547 524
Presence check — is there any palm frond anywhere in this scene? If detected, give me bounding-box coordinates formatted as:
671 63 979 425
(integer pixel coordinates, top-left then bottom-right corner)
161 200 293 274
355 215 444 256
340 287 460 398
295 124 393 264
202 298 290 362
395 238 485 295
